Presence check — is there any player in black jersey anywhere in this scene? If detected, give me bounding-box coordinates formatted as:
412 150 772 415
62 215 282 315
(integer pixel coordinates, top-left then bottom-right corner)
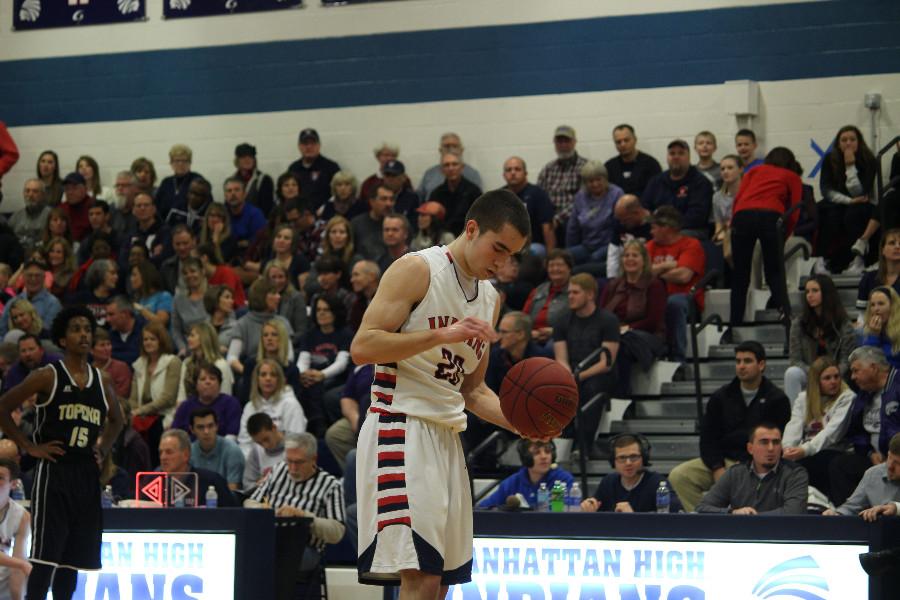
0 306 124 600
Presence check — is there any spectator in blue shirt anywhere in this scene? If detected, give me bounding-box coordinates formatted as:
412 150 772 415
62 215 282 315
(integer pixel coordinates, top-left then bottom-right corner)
189 407 245 492
105 295 145 366
223 176 266 258
641 140 714 239
477 440 574 509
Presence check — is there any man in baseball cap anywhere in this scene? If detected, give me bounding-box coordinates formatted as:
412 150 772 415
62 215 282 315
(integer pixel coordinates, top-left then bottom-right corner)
537 125 588 246
287 128 340 209
233 143 275 216
641 138 713 239
381 160 419 219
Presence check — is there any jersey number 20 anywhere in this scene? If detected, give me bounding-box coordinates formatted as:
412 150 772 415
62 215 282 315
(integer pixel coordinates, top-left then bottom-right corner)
69 426 89 448
435 348 465 385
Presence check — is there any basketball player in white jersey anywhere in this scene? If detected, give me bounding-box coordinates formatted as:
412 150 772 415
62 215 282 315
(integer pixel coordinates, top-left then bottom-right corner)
353 190 556 600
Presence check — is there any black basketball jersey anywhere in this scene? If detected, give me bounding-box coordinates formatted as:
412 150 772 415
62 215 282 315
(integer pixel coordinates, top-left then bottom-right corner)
33 361 109 462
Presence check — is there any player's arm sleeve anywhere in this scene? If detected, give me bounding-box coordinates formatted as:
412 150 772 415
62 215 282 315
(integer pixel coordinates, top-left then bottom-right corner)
321 350 350 379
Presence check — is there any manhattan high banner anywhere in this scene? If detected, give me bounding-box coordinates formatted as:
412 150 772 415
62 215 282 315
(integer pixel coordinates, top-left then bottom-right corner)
451 538 868 600
14 0 146 30
163 0 302 19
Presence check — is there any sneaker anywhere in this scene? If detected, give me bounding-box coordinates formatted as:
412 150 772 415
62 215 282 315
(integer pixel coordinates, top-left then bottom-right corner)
851 238 868 257
812 257 830 275
844 256 865 276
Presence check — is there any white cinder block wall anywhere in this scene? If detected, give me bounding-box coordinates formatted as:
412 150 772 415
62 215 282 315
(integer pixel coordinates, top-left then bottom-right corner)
1 0 896 211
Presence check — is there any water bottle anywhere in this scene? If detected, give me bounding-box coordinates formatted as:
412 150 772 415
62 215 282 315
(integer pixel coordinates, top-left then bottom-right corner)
10 481 24 502
536 483 549 512
568 482 582 512
205 485 218 508
101 485 114 509
174 495 185 508
656 480 671 513
550 481 565 513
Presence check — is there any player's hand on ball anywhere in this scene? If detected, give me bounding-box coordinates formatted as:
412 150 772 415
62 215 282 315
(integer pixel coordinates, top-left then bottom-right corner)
439 317 499 345
27 441 65 462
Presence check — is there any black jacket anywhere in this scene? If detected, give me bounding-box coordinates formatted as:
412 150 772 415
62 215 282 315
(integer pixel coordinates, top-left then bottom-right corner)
699 376 791 470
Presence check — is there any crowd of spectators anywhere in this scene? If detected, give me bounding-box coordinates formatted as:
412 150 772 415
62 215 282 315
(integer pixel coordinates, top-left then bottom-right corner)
0 119 899 586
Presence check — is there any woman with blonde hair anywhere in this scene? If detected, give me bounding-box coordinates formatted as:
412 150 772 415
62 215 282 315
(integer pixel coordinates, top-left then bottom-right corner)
782 356 854 502
319 170 364 222
129 321 182 464
237 359 306 454
861 286 900 368
177 321 233 405
2 298 45 346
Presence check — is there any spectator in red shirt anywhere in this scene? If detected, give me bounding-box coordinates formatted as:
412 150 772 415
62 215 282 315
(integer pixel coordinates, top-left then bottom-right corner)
646 207 705 364
198 243 246 309
728 147 802 332
60 172 95 242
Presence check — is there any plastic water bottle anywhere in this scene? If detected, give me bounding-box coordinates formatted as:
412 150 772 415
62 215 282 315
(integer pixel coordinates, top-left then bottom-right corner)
568 482 582 512
101 485 114 509
205 486 218 508
174 495 185 508
656 480 671 513
537 483 549 512
550 481 565 513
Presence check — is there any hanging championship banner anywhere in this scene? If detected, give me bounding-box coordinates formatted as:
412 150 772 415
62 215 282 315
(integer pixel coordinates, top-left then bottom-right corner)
163 0 302 19
14 0 146 31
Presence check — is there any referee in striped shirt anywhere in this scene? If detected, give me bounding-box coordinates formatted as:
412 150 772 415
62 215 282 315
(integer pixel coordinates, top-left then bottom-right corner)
245 432 345 558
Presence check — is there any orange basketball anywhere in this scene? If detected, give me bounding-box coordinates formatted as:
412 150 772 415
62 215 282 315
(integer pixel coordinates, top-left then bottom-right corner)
499 357 579 438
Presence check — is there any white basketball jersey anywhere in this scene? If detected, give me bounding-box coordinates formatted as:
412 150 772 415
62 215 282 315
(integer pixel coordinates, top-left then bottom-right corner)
369 245 498 431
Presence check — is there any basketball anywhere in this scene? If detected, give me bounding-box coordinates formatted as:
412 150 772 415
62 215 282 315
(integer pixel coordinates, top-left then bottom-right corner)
499 357 579 439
